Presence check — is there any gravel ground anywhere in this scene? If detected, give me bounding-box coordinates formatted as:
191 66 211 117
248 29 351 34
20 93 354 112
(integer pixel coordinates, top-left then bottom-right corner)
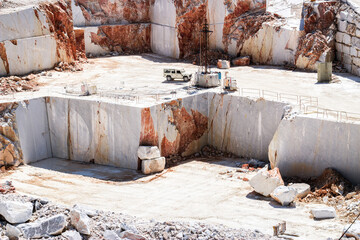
0 193 285 240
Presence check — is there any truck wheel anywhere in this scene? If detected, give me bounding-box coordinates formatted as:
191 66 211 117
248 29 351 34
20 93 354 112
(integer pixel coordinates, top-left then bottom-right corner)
183 76 189 82
166 75 172 81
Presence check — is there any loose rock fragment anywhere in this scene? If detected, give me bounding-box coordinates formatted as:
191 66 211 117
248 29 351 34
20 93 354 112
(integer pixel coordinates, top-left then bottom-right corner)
118 230 146 240
0 201 33 224
138 146 161 160
6 224 21 240
62 230 82 240
70 209 92 235
232 56 250 66
311 207 336 219
17 214 67 238
290 183 311 199
249 166 284 197
271 186 297 206
141 157 165 175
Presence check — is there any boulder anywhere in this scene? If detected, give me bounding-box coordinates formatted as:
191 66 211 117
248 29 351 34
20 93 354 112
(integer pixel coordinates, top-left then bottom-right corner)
118 231 146 240
6 224 21 240
70 209 91 235
141 157 165 175
290 183 311 199
249 166 284 197
73 204 97 217
0 201 33 224
311 207 336 219
62 230 82 240
104 230 121 240
137 146 161 160
17 214 67 238
270 186 297 206
232 56 250 66
343 221 360 238
217 60 230 69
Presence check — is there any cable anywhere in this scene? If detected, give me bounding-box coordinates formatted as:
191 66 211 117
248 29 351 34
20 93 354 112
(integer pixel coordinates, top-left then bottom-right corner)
339 211 360 239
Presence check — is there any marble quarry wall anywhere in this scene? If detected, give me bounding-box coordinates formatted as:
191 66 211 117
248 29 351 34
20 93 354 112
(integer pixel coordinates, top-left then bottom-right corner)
2 94 360 183
2 0 358 75
207 93 289 161
0 1 76 76
269 116 360 184
335 0 360 76
71 0 152 56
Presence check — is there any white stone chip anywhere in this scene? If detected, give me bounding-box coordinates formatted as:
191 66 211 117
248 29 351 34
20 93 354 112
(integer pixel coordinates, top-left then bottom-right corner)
137 146 161 160
0 201 33 224
70 209 91 235
142 157 166 175
311 207 336 219
249 166 284 197
290 183 311 199
62 230 82 240
271 186 297 206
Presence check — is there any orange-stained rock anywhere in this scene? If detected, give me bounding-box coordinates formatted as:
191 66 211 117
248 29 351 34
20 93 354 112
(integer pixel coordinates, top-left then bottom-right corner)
160 107 208 157
232 56 250 66
39 0 77 62
90 24 151 54
0 103 23 168
140 108 158 146
74 0 153 25
223 12 278 55
175 1 207 58
0 43 9 75
74 28 85 57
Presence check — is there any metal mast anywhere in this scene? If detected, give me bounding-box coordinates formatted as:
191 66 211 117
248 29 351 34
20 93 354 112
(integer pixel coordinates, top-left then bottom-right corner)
200 18 213 74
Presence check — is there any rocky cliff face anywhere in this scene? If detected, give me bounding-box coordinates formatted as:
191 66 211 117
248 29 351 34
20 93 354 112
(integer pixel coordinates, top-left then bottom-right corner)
73 0 153 25
89 24 151 54
39 0 77 63
295 2 339 70
0 103 23 170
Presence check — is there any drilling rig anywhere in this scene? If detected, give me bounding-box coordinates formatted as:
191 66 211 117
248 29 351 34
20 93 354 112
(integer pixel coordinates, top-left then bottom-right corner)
193 19 221 88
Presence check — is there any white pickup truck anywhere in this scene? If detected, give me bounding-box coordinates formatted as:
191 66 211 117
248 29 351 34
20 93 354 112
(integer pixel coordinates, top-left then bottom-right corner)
163 68 192 81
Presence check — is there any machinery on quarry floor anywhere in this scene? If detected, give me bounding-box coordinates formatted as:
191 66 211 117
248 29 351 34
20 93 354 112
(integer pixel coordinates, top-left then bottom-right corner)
193 20 220 88
223 72 238 91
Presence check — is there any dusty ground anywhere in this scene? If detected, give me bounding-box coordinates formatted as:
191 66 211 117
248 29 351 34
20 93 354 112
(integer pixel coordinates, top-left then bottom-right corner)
2 157 346 240
3 54 359 116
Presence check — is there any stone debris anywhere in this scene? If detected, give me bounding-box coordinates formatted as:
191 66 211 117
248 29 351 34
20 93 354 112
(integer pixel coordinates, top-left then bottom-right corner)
0 193 284 240
104 230 121 240
311 207 336 219
232 56 251 66
141 157 166 175
290 183 311 199
73 204 97 217
138 146 165 175
250 166 284 197
137 146 161 160
270 186 297 206
217 60 230 69
0 181 15 194
70 208 92 235
17 214 67 238
118 230 146 240
0 201 33 224
62 230 82 240
343 221 360 239
0 75 39 95
5 224 21 240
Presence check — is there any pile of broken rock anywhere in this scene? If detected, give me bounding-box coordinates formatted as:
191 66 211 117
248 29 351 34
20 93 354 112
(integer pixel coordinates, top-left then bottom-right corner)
0 192 284 240
138 146 165 175
249 165 337 220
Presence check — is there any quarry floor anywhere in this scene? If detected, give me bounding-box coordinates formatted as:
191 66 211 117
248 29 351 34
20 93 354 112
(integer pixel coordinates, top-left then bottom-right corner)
6 53 357 114
4 157 344 240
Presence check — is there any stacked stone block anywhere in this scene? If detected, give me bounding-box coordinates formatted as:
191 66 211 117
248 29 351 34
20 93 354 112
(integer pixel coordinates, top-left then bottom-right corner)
336 0 360 76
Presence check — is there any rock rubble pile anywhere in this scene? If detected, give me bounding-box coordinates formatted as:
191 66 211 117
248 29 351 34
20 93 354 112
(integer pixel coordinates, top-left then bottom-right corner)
0 192 284 240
